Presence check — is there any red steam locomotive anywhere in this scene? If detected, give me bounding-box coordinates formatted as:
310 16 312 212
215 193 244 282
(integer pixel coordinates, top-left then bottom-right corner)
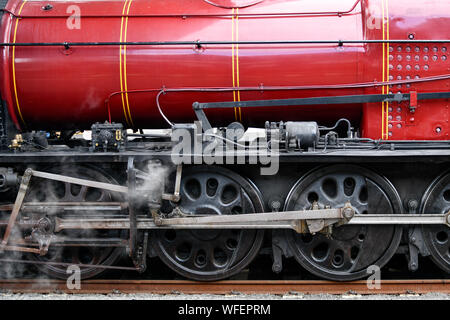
0 0 448 281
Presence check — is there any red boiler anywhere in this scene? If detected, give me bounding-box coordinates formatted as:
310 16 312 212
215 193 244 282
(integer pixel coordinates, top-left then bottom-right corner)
0 0 449 140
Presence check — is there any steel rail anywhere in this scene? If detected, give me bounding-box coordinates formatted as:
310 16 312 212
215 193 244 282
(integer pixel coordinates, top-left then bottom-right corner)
0 279 448 295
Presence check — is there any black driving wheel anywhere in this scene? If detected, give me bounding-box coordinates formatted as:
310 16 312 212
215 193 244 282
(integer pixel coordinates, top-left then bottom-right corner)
284 165 403 281
420 172 450 273
151 166 264 281
26 165 126 279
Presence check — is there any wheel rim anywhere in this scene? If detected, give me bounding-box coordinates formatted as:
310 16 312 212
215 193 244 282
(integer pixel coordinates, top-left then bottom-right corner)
420 172 450 273
284 165 403 281
26 165 125 279
152 166 264 281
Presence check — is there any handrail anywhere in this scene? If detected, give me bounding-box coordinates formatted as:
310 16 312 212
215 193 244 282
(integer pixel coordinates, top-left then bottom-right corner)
203 0 264 9
0 39 449 47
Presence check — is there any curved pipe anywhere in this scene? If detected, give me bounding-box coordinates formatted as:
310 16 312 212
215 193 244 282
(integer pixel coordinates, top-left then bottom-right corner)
104 73 450 125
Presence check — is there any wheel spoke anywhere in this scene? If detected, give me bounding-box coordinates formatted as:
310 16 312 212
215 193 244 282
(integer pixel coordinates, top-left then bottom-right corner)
71 247 80 264
64 182 71 200
89 247 102 265
79 185 89 200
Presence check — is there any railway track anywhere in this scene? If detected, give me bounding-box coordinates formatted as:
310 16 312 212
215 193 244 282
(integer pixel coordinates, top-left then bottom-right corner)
0 279 448 295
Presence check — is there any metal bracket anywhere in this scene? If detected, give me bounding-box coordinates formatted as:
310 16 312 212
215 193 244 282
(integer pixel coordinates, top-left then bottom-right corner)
127 157 138 260
304 202 353 233
193 102 212 131
127 159 161 270
30 217 54 256
0 168 32 248
271 239 283 274
408 242 419 272
162 165 182 202
133 231 148 273
407 227 429 271
409 91 418 113
270 207 285 273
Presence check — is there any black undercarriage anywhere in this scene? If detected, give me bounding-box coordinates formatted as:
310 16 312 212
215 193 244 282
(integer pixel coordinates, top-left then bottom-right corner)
0 129 450 281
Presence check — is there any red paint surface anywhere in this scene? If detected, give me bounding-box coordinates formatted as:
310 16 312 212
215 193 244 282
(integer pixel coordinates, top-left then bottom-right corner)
0 0 449 140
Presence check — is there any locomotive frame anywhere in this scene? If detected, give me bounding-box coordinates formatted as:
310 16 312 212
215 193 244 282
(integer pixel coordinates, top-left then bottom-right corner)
1 107 450 280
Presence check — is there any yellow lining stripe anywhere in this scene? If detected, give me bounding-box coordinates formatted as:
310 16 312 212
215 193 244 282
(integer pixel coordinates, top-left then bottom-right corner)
12 0 28 127
119 0 131 126
123 0 134 127
385 0 389 140
381 0 385 139
231 8 237 120
236 8 242 122
381 0 390 140
231 8 242 123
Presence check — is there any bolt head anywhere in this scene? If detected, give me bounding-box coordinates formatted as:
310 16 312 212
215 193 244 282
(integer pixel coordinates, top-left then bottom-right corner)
343 208 355 219
272 264 282 273
271 201 281 210
408 199 418 209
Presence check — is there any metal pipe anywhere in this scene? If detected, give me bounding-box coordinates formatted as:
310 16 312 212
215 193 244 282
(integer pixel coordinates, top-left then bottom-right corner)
0 39 449 47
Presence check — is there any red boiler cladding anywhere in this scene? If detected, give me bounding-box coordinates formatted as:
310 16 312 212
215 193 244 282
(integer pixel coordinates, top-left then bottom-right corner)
0 0 449 140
